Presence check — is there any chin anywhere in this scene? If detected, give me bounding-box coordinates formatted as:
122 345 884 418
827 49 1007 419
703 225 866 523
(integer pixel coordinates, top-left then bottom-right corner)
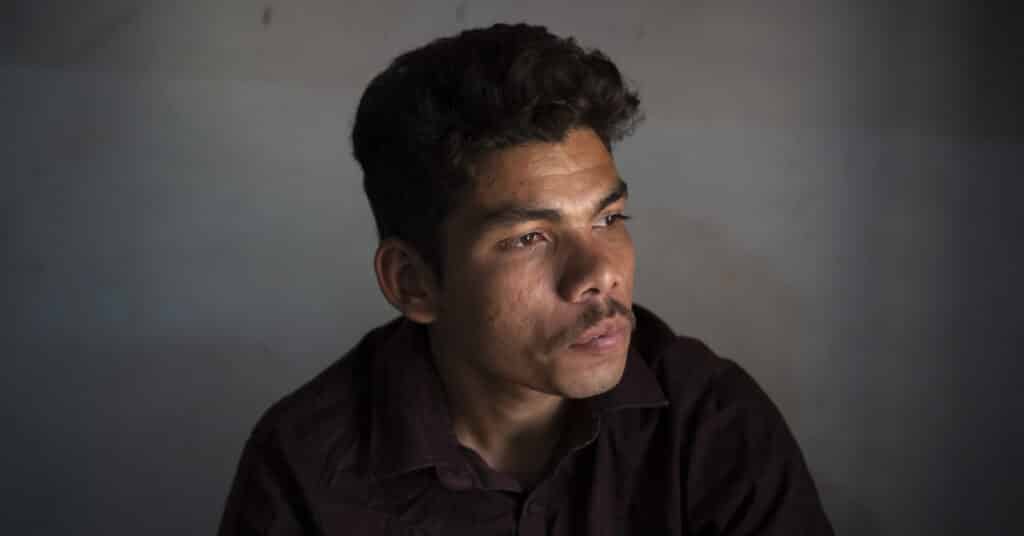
553 348 629 399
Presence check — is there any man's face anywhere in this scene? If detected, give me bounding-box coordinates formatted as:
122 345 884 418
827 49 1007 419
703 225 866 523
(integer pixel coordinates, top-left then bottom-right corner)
430 128 636 399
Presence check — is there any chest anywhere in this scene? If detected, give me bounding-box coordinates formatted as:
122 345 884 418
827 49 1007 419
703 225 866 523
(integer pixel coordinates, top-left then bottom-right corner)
315 428 686 536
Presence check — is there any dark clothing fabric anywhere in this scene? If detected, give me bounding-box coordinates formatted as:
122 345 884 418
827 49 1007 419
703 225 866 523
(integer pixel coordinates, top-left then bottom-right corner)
218 305 834 535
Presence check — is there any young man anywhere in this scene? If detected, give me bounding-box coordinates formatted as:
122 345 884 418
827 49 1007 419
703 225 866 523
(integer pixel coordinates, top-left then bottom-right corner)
218 24 834 535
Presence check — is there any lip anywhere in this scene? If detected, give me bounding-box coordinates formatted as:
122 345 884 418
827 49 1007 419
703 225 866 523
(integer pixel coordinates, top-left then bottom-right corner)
568 318 629 352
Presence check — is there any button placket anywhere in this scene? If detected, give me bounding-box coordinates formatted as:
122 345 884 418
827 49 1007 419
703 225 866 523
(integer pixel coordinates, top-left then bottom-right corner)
517 479 551 535
517 499 546 535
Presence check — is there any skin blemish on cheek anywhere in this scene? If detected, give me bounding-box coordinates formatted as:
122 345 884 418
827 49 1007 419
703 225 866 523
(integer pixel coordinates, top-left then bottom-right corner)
484 304 500 325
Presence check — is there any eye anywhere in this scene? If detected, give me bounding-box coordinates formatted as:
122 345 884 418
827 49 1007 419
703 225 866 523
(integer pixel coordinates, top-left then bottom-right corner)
501 231 548 250
597 213 632 228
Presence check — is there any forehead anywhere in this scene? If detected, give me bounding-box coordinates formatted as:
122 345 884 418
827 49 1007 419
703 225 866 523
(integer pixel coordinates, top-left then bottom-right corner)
468 128 619 207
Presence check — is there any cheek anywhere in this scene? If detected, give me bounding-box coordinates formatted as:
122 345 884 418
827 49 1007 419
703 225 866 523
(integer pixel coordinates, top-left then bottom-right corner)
492 266 550 320
470 260 557 338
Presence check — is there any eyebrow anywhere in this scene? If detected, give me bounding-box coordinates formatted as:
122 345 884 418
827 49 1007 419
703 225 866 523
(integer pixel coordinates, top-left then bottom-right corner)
477 178 629 230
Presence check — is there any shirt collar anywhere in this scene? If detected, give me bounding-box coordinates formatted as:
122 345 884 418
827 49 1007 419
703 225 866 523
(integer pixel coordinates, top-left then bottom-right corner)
366 318 464 481
365 311 669 482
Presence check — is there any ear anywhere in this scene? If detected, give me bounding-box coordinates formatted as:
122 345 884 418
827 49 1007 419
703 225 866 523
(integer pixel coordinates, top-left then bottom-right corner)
373 238 441 324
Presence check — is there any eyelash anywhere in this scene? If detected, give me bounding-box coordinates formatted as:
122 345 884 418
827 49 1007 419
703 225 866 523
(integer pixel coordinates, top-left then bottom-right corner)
601 213 632 227
501 213 632 250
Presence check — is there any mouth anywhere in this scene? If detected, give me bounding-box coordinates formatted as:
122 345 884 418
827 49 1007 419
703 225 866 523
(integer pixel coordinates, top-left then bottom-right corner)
568 318 629 352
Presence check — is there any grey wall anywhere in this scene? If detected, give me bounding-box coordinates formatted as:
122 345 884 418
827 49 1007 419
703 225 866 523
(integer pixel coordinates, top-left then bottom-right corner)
3 1 1021 534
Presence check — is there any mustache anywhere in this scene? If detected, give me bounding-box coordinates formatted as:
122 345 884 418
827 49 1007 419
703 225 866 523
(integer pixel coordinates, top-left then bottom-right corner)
552 298 635 349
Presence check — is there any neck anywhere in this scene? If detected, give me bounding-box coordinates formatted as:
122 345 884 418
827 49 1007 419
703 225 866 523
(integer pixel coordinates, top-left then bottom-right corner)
429 336 569 482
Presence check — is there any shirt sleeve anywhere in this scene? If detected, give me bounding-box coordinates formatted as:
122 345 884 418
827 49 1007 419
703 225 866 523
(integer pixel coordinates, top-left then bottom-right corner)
684 362 834 535
218 429 319 536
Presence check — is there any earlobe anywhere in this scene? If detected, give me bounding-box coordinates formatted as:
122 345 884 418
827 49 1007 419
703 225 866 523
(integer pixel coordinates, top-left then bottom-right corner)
373 239 439 324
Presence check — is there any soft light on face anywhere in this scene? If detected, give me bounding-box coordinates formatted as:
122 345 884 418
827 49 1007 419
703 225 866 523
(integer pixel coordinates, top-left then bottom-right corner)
430 128 636 399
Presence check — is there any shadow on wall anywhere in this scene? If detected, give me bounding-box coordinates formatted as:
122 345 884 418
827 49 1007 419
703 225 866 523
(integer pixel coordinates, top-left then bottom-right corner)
816 479 883 535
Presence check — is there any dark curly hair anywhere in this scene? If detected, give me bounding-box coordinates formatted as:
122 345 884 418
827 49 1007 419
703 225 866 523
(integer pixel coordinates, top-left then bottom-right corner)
351 23 642 280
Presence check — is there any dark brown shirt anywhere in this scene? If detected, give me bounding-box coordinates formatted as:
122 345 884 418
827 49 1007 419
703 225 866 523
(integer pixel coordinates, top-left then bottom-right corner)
218 305 834 535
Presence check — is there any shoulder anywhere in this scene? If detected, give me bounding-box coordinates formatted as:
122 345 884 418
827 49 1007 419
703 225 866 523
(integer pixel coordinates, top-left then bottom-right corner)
242 318 403 473
631 304 776 418
630 306 834 533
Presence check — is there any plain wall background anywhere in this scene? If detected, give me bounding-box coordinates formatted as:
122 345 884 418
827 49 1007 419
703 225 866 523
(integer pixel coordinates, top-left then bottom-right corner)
3 1 1021 534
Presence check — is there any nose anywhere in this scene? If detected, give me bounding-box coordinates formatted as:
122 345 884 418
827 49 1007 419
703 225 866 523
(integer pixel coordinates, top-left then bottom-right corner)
557 235 623 304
